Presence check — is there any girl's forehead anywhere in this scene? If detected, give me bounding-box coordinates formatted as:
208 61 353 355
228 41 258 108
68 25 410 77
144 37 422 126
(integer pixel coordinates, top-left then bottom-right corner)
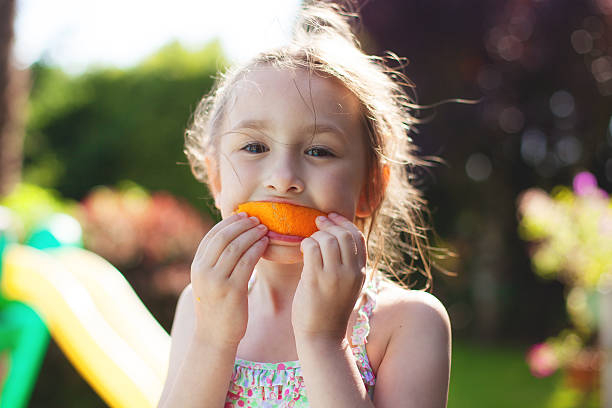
219 66 367 149
229 66 363 118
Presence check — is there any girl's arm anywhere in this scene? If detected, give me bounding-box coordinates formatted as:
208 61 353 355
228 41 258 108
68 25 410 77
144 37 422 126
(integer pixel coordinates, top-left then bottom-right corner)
292 213 374 407
157 285 237 408
297 289 451 408
293 213 451 407
371 290 451 408
296 335 374 407
158 213 269 407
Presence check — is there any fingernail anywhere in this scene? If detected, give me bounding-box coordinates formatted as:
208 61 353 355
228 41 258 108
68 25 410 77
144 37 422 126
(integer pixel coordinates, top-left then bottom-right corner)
238 212 248 218
328 212 340 218
250 216 260 223
316 216 327 223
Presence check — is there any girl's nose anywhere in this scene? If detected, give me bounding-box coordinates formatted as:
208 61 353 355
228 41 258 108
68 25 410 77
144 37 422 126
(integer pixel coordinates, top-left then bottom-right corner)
263 156 305 194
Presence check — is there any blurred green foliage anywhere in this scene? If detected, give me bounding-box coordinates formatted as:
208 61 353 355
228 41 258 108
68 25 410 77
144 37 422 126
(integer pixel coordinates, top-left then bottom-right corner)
517 174 610 400
0 183 78 242
23 41 227 220
519 184 612 289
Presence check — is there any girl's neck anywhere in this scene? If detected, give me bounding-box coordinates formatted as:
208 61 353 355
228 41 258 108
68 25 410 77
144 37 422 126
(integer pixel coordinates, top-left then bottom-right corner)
250 259 303 315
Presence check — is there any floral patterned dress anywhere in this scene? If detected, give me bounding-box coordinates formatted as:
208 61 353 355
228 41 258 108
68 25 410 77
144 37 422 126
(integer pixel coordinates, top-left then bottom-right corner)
224 273 380 408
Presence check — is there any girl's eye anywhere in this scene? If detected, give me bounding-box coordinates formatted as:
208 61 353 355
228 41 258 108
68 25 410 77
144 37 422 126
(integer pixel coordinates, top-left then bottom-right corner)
306 147 334 157
241 143 268 154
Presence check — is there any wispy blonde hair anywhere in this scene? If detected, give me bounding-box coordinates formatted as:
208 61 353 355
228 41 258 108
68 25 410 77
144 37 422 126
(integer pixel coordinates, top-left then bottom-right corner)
185 1 439 290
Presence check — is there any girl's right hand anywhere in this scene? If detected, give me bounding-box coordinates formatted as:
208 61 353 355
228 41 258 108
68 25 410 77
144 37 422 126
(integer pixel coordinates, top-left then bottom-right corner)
190 212 269 349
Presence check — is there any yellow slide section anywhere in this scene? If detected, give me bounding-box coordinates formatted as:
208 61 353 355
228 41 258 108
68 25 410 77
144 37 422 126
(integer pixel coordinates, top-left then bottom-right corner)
1 244 170 408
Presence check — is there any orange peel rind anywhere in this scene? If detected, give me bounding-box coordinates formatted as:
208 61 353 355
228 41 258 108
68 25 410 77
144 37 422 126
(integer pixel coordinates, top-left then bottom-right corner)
236 202 326 237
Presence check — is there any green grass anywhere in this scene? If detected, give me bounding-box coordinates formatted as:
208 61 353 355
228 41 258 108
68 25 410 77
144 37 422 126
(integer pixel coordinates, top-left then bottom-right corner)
449 341 566 408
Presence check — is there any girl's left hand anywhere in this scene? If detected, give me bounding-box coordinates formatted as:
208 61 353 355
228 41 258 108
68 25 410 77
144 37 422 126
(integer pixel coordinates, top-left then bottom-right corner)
292 212 367 342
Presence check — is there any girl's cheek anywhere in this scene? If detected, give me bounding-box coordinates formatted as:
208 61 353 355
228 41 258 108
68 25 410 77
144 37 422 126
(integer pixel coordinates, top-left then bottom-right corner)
218 162 258 216
317 172 361 215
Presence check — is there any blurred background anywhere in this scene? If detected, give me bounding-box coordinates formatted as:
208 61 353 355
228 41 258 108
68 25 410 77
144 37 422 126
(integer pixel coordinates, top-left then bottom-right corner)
1 0 611 406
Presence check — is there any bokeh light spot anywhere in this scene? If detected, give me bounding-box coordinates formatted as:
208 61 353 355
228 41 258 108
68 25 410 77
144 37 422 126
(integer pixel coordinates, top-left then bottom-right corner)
555 136 582 165
550 90 575 118
499 106 525 133
498 35 523 61
571 29 593 54
573 171 598 195
591 56 612 82
465 153 493 182
521 128 547 166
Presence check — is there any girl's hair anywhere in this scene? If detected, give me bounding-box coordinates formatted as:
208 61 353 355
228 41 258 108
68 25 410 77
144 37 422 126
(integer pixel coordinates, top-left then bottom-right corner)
185 1 438 290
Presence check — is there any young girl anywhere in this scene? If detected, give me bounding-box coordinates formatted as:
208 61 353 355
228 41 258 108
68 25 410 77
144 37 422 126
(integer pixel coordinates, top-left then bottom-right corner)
159 2 451 407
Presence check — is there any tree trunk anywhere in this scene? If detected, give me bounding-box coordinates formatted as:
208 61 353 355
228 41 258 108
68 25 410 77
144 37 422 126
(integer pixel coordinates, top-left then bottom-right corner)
0 0 27 198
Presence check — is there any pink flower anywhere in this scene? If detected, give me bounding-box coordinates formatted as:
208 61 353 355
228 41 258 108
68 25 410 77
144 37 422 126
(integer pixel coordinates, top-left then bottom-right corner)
573 172 598 196
526 343 559 377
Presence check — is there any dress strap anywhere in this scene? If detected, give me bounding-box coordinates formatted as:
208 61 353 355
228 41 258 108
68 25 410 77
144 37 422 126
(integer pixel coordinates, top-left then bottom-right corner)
349 272 380 390
351 272 378 345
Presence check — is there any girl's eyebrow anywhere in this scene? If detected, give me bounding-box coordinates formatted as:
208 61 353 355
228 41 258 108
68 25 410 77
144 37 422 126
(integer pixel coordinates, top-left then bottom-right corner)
301 123 348 143
229 119 269 132
228 119 348 143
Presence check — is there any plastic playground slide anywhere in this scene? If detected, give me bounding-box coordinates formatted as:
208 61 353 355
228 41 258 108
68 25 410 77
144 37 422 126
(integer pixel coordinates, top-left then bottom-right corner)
0 300 48 408
1 244 170 407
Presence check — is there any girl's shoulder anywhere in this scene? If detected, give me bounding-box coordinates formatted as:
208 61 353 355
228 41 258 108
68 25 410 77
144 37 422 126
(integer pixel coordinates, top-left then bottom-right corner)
375 276 449 313
365 277 451 403
371 276 451 343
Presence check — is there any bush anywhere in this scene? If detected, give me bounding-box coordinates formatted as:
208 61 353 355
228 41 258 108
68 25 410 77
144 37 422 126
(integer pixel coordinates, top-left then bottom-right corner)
78 182 212 299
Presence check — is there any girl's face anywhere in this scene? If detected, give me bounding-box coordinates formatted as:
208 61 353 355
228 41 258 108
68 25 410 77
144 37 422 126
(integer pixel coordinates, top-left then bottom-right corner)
213 66 369 264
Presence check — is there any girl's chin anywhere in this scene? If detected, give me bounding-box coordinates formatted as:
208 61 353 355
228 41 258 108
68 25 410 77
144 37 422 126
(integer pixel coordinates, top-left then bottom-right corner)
261 242 304 264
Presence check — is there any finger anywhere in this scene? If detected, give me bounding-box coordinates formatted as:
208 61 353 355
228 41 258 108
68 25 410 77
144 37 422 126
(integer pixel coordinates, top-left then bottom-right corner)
213 221 269 276
202 216 262 270
300 237 323 272
228 235 269 287
315 216 358 266
327 213 367 268
309 230 342 267
193 212 248 262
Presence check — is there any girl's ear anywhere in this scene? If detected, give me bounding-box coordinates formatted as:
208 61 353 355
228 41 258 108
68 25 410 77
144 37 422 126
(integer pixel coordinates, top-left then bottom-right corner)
356 164 389 218
355 191 372 218
204 156 222 209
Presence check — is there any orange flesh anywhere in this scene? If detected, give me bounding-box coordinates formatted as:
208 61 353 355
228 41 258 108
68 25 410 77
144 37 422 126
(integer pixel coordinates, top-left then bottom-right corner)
236 202 326 237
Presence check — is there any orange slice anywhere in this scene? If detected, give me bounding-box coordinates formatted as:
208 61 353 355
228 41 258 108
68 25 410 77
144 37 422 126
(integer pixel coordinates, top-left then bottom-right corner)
236 202 326 237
